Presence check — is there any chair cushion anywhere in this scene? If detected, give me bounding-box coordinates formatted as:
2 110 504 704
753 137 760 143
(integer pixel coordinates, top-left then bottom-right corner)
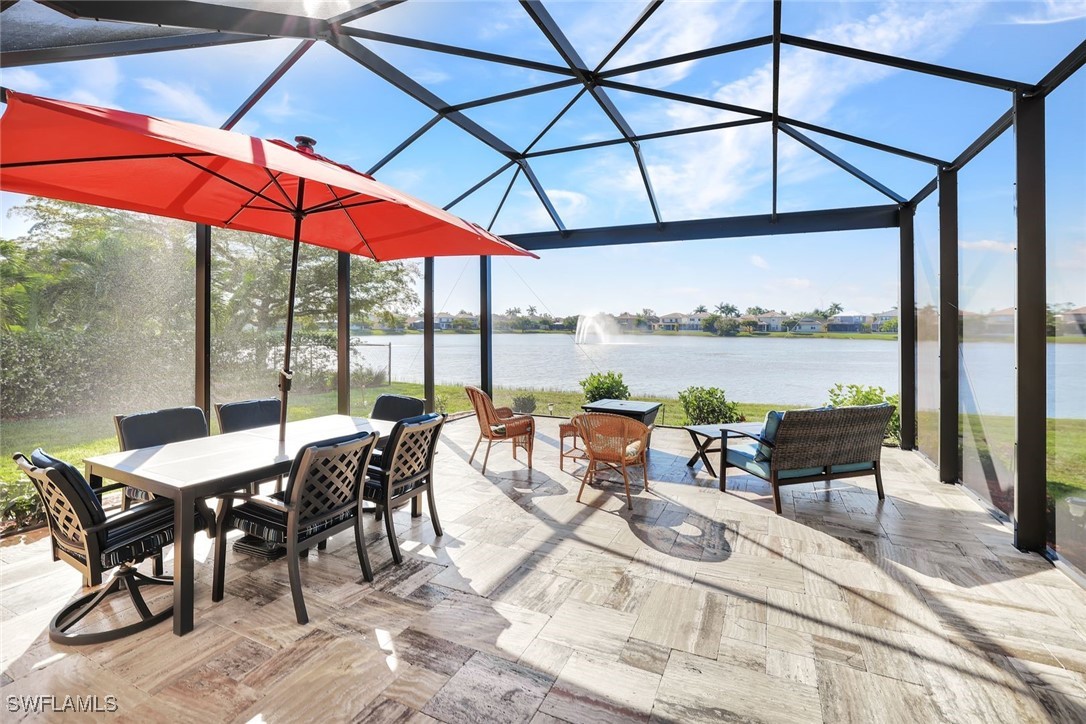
726 443 874 481
625 440 643 458
31 448 107 527
100 498 176 568
228 492 354 545
117 406 208 450
755 411 784 462
217 398 280 433
371 394 425 422
490 424 506 435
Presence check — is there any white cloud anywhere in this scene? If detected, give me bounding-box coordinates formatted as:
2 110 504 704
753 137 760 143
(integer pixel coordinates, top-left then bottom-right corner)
959 239 1015 253
261 91 298 121
750 254 770 269
1010 0 1086 24
0 68 51 94
605 2 732 86
412 69 451 86
781 277 812 289
136 78 221 126
67 58 122 108
623 2 982 219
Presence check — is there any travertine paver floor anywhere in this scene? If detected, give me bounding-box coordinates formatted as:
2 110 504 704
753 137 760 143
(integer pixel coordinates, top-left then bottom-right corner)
3 416 1085 722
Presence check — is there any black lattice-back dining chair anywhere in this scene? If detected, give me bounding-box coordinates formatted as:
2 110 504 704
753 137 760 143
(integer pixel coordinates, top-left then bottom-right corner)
114 406 209 507
212 431 378 624
215 398 283 494
370 394 425 421
13 450 186 644
364 413 445 565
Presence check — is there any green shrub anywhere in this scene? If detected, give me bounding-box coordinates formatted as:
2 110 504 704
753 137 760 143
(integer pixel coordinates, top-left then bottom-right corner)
826 383 901 445
678 386 742 424
580 371 630 403
511 393 537 413
0 480 44 530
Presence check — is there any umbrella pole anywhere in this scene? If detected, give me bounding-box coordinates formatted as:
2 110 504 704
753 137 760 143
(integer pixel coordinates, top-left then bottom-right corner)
279 180 306 442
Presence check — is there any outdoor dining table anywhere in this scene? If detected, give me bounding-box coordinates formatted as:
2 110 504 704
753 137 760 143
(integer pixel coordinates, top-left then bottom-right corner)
84 414 395 636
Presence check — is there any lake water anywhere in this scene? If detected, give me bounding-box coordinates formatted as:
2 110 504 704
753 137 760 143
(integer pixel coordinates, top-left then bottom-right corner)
348 333 1085 418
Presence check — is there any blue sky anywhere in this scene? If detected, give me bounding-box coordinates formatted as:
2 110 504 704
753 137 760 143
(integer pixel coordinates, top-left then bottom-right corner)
1 0 1084 317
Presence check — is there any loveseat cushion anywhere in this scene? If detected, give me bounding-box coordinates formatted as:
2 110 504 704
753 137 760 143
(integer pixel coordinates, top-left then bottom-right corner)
725 443 875 481
755 412 784 462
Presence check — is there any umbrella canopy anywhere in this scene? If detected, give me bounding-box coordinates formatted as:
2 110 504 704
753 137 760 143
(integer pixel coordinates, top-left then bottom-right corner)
0 89 533 261
0 88 536 440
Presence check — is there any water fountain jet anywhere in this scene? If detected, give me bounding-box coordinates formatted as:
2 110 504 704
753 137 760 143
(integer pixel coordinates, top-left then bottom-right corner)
575 313 622 344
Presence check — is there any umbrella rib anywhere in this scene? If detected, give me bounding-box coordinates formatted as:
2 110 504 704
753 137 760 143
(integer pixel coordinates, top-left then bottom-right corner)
326 183 379 260
303 191 365 215
1 151 215 169
307 198 384 214
263 168 294 208
223 170 293 226
177 157 295 214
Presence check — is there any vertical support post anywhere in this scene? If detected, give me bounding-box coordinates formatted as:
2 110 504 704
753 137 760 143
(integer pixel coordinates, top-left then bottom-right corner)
1014 92 1046 552
423 257 435 413
337 252 350 415
479 256 493 397
938 167 959 484
899 205 916 451
195 224 211 416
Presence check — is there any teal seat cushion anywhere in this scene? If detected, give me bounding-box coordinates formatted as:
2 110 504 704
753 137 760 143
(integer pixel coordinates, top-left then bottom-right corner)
755 411 784 462
725 443 874 481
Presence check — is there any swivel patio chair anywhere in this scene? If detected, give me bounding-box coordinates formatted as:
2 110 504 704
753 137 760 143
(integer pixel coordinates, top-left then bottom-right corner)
573 412 651 510
114 406 209 506
212 431 378 625
464 386 534 474
13 449 190 644
370 393 425 421
363 413 445 565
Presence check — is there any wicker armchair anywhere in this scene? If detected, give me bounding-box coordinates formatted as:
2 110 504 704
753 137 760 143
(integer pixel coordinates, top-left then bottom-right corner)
573 412 651 510
464 386 534 474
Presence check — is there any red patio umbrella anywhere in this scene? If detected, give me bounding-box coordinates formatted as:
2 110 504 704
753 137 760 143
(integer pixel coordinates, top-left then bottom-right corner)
0 88 535 440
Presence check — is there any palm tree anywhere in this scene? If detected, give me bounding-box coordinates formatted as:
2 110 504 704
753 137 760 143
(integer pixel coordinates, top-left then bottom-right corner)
716 303 739 318
526 305 537 317
694 304 707 314
505 307 521 317
826 301 844 317
746 306 768 316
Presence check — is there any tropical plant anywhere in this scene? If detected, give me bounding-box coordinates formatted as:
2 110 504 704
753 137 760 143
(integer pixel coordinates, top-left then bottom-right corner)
693 304 708 313
580 371 630 403
702 313 723 333
678 386 742 425
715 302 739 317
526 305 537 316
746 306 768 315
880 318 899 333
825 383 901 445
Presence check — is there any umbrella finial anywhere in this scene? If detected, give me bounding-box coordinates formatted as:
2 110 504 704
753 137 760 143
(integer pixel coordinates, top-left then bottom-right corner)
295 135 317 154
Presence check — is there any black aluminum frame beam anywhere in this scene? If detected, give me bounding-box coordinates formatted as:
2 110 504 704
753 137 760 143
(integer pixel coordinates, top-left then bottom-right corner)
525 117 766 158
782 34 1035 93
326 33 566 231
937 167 958 485
778 116 948 167
329 0 406 26
1033 39 1086 98
780 124 906 203
948 108 1013 171
599 79 771 120
771 0 782 220
222 39 314 130
368 114 442 176
520 0 662 225
43 1 331 39
898 205 916 451
599 36 773 79
504 204 899 251
0 30 258 67
444 160 517 211
339 26 575 76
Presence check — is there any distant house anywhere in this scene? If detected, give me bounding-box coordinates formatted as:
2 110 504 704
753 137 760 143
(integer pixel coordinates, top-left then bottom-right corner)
435 312 454 330
683 312 710 331
407 315 424 331
794 318 824 333
657 312 684 331
827 311 873 333
1060 306 1086 334
453 312 479 330
755 311 786 332
985 307 1015 335
873 309 898 329
614 312 639 329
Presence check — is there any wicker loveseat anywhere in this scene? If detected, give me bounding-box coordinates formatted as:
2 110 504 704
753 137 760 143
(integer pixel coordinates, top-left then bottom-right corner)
721 404 895 514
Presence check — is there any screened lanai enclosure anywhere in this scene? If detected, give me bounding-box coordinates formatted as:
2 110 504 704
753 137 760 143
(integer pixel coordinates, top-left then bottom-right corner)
1 0 1085 717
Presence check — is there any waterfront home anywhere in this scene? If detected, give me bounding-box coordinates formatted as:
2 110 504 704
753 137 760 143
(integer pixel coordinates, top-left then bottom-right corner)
453 312 480 330
793 317 825 333
683 311 711 331
435 312 455 330
614 312 639 330
873 309 899 328
827 311 874 332
756 311 787 332
656 312 685 331
985 307 1016 335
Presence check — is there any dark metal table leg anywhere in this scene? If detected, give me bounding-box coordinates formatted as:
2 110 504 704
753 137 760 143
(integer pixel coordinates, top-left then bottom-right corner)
173 491 195 635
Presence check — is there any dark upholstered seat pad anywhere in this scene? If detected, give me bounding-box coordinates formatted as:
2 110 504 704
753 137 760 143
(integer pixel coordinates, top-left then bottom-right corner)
228 492 355 544
100 498 200 569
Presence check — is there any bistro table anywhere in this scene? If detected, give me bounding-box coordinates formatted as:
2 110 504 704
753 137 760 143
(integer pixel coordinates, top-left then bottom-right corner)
84 414 394 636
684 421 764 478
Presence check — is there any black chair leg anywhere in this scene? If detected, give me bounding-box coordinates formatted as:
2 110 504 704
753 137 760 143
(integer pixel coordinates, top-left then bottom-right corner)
411 495 421 518
427 488 442 537
286 541 308 625
211 502 231 602
382 503 402 565
152 552 163 577
317 540 327 550
354 520 373 581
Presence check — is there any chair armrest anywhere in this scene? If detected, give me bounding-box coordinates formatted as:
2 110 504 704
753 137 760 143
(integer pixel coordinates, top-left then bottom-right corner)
724 428 772 447
92 482 128 496
86 497 173 534
245 494 290 513
494 406 515 418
